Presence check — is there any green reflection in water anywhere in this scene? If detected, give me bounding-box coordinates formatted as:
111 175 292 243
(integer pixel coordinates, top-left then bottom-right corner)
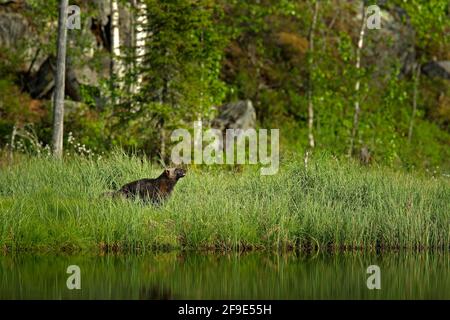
0 252 449 299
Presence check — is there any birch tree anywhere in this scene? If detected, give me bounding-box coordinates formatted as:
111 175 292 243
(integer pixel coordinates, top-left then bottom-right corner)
348 2 367 157
132 0 148 94
51 0 69 158
110 0 123 81
408 62 421 143
307 0 319 149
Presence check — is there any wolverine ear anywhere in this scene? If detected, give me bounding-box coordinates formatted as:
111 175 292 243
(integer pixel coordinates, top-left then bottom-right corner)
165 168 175 178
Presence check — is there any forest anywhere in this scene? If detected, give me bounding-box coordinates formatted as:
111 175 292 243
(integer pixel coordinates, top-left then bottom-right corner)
0 0 448 172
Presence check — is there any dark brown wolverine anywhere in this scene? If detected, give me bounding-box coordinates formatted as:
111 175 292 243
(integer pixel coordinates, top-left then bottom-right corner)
110 168 186 204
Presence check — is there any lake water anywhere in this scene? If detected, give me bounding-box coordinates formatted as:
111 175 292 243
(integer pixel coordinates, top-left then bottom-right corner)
0 252 449 299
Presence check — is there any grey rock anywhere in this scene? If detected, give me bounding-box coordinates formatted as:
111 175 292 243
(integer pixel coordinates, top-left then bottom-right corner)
422 61 450 80
0 12 27 47
361 6 416 79
0 11 44 73
1 1 134 99
27 57 82 101
212 100 256 131
28 57 55 99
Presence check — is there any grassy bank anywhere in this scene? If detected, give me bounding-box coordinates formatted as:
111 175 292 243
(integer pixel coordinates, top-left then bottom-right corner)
0 152 449 253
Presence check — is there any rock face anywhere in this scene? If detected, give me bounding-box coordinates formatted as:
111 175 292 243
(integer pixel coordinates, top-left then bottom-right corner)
27 57 56 99
0 0 133 104
0 12 27 47
26 57 82 101
0 11 44 73
361 6 416 78
422 61 450 80
358 5 449 81
212 100 256 132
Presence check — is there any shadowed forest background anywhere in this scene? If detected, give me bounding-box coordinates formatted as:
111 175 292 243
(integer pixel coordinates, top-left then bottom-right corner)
0 0 449 173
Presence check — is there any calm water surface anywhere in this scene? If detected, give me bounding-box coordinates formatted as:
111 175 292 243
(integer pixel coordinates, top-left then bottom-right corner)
0 252 449 299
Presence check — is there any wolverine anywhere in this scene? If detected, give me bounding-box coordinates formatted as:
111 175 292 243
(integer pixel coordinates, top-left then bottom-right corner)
107 168 186 205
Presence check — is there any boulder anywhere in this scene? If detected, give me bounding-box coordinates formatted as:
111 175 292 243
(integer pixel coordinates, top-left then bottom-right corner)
422 61 450 80
212 100 256 131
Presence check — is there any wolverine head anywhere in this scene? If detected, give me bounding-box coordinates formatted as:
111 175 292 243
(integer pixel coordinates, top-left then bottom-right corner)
164 167 186 180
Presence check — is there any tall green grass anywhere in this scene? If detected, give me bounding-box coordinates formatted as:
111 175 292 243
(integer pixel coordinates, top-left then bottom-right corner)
0 152 449 252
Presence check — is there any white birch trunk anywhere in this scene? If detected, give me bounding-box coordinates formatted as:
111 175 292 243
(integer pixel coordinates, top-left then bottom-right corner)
133 0 148 94
348 2 367 157
307 0 319 149
110 0 123 80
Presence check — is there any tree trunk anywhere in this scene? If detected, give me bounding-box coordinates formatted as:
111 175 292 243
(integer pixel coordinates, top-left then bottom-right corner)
9 125 17 163
408 63 421 143
51 0 68 158
348 2 367 157
132 0 148 94
307 0 319 149
110 0 123 81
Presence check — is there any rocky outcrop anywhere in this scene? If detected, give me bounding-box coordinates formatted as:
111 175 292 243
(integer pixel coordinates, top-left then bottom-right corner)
0 12 27 47
26 57 82 101
360 5 450 81
361 5 416 78
0 11 44 74
0 0 135 104
27 57 55 99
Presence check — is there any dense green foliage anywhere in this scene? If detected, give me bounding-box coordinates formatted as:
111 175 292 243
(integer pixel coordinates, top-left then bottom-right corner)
0 152 448 252
0 0 449 170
